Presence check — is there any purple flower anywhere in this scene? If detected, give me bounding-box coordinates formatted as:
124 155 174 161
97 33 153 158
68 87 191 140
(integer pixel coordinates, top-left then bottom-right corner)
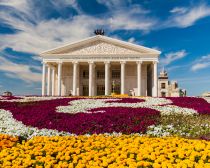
0 98 159 135
167 97 210 115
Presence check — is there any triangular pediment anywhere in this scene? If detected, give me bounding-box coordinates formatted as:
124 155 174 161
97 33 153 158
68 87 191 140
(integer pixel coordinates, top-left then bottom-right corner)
54 41 142 55
40 35 160 56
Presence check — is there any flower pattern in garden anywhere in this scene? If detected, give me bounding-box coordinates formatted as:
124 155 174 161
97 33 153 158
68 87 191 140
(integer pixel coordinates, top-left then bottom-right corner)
0 96 210 137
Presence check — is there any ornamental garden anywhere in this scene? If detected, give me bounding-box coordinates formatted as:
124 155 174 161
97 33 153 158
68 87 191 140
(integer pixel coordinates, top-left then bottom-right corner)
0 96 210 167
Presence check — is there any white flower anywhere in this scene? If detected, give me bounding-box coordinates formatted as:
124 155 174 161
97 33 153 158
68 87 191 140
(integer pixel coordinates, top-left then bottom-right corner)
0 109 72 139
57 97 197 115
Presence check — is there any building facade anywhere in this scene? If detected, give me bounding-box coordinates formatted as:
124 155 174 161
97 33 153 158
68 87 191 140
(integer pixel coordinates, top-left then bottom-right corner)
40 35 160 96
158 69 186 97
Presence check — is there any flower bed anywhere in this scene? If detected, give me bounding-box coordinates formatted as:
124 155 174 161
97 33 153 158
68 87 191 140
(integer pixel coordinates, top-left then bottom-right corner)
1 97 210 167
0 134 209 167
0 96 210 138
0 98 160 135
167 97 210 115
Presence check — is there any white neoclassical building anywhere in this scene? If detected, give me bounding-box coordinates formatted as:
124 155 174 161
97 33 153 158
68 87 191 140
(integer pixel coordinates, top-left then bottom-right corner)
40 35 160 97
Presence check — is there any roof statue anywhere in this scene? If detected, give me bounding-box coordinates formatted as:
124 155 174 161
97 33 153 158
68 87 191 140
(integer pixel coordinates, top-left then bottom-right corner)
94 29 105 35
159 67 168 78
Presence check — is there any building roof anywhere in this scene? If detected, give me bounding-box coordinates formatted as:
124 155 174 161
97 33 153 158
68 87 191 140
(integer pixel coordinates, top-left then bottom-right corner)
40 35 161 57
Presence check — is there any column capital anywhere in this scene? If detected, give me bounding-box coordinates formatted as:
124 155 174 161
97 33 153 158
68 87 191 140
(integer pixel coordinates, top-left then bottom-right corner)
120 61 126 64
152 61 158 64
104 61 111 64
88 61 94 64
46 63 53 67
72 61 79 64
57 60 63 64
136 61 143 64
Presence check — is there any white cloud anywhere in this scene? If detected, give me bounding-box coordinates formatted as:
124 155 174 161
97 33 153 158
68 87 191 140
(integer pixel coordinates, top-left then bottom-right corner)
97 0 149 14
0 56 41 83
0 0 28 11
0 13 102 54
107 4 155 31
168 4 210 28
163 64 190 72
109 13 156 31
170 7 187 14
0 0 157 56
32 56 42 61
50 0 82 14
191 54 210 71
97 0 126 9
191 63 209 71
160 50 187 65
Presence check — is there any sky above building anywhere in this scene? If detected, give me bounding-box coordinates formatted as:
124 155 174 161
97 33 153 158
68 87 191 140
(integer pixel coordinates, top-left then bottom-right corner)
0 0 210 96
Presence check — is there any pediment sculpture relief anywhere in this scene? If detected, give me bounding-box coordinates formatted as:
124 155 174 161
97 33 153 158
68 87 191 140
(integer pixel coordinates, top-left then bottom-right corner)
61 42 141 55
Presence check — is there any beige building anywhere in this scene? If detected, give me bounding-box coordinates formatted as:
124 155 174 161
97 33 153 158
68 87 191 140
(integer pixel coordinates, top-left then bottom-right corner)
40 35 161 96
158 68 186 97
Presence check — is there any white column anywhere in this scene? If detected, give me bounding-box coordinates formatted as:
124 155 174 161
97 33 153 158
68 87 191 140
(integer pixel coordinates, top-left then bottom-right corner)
47 65 51 96
136 61 142 96
42 62 46 96
120 61 126 94
89 61 94 96
152 61 158 97
57 62 62 96
104 61 110 95
51 67 55 96
72 61 78 96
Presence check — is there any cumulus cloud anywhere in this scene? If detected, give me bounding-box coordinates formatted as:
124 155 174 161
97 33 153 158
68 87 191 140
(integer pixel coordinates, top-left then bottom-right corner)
160 50 187 66
167 4 210 28
0 0 157 55
191 55 210 71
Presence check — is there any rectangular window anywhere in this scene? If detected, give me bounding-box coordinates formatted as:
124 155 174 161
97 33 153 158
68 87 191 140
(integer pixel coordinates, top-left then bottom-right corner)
112 70 120 79
97 85 105 95
161 83 166 89
97 70 105 79
83 70 89 79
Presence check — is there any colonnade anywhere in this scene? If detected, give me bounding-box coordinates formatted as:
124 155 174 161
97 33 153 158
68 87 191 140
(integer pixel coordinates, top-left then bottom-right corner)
42 61 158 97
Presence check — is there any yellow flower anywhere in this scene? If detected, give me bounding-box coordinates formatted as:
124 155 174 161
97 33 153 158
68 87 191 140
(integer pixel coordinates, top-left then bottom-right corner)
0 134 210 167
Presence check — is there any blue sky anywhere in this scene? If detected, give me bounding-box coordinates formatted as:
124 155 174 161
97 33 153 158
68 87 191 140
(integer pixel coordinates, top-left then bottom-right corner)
0 0 210 96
